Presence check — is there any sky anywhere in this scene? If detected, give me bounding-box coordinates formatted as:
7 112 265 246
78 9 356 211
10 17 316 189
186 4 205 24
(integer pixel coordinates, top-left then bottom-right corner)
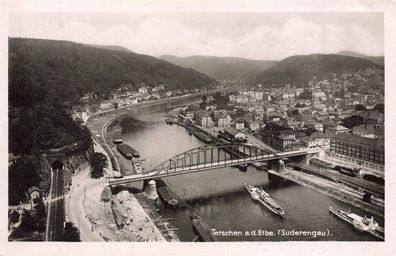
9 12 384 60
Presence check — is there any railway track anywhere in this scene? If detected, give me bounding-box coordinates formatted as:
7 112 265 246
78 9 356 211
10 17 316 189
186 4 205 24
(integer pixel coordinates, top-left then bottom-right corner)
290 163 384 199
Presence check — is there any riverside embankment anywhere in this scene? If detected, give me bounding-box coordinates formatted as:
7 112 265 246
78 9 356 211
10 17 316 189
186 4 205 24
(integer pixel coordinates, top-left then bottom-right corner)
84 92 222 241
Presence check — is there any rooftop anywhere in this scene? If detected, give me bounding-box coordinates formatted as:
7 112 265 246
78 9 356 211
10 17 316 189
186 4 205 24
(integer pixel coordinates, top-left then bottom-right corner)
328 125 349 131
224 127 243 136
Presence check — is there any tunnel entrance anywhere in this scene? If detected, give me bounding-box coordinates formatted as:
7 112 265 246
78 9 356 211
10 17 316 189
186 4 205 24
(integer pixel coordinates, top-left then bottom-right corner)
51 160 64 170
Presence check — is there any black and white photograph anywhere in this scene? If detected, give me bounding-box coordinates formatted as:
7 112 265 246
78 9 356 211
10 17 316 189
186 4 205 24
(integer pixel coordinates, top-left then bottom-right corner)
2 1 396 254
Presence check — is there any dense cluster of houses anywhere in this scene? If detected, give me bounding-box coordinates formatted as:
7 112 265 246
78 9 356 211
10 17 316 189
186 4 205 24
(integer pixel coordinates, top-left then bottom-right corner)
182 75 384 172
70 83 214 121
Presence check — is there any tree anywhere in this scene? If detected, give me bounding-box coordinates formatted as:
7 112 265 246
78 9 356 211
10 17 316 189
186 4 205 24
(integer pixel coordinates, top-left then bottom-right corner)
288 109 299 117
9 155 42 205
33 198 47 232
298 88 312 100
199 101 207 110
374 103 384 114
62 222 81 241
213 92 229 107
342 115 365 129
114 102 119 109
355 104 367 111
264 122 287 132
33 197 47 219
302 126 317 136
295 102 307 108
19 210 36 233
9 210 20 224
89 152 108 179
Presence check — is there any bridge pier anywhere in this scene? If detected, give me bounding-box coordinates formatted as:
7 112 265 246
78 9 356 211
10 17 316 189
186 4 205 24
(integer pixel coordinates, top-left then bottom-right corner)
142 179 150 190
267 159 285 185
303 154 312 165
267 159 278 172
144 180 159 200
268 159 285 172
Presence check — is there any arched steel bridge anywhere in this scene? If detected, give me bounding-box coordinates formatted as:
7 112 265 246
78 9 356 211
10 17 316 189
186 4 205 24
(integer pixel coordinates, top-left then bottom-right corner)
108 143 310 186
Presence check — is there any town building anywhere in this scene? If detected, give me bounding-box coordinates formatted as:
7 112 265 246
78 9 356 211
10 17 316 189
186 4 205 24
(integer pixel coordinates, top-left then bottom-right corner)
138 86 148 94
309 132 332 148
223 127 246 140
195 111 214 127
326 125 350 137
352 124 384 139
330 133 384 171
262 130 302 151
301 137 318 148
313 90 327 103
185 111 195 121
27 186 44 209
248 122 260 131
99 101 113 110
216 116 230 128
233 118 245 130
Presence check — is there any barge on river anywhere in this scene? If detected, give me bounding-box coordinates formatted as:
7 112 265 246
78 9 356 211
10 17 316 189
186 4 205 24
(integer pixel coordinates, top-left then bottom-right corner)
194 131 212 143
116 143 140 160
190 214 218 242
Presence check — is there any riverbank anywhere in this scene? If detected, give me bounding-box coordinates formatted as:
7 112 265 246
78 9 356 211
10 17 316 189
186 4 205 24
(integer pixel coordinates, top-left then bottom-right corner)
268 168 384 217
85 93 216 242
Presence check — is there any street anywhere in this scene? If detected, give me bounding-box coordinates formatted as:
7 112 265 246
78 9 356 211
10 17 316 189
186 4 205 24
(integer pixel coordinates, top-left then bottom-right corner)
65 166 104 242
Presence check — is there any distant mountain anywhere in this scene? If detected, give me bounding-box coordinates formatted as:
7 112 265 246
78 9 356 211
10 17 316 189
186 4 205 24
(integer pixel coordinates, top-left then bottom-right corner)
254 54 383 86
160 55 277 81
9 38 217 108
337 51 384 66
86 44 133 53
9 38 217 153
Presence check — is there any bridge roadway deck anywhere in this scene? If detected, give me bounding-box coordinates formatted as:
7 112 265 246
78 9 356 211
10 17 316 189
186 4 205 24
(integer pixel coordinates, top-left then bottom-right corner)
108 150 307 185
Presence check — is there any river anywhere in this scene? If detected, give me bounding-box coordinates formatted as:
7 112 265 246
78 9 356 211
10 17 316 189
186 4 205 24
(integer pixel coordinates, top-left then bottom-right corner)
118 106 384 242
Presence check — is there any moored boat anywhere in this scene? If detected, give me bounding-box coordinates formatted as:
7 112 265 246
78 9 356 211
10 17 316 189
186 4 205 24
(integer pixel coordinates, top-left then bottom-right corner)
194 131 211 143
187 126 195 135
165 118 174 125
329 206 384 240
116 143 140 160
113 138 123 144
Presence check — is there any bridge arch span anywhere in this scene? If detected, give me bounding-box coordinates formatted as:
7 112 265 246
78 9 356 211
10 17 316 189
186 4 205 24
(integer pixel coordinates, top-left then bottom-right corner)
148 143 271 176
